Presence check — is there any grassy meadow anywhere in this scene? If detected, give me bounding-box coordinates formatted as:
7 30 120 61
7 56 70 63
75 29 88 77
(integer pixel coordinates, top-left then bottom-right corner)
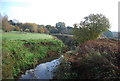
2 31 54 40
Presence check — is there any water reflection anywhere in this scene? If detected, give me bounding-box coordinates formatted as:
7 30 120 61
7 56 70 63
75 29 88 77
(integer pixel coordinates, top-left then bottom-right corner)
19 55 63 80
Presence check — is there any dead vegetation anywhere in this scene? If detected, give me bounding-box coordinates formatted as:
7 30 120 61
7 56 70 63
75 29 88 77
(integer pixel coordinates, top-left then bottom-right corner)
63 38 120 79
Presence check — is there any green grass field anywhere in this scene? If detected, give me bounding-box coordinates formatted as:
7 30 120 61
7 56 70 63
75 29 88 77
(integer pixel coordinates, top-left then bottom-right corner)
2 32 54 40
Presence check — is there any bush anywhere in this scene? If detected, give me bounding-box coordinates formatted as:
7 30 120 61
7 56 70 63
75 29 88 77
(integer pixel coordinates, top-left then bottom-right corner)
71 51 119 79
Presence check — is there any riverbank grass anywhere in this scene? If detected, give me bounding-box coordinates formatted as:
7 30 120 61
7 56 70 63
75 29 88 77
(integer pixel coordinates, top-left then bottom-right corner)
2 32 65 79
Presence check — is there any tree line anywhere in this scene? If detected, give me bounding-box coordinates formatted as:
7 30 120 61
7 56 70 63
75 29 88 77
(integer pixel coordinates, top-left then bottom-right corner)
1 13 118 40
1 14 73 34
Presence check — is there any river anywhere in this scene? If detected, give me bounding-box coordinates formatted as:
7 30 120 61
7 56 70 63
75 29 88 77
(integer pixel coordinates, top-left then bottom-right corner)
18 55 64 80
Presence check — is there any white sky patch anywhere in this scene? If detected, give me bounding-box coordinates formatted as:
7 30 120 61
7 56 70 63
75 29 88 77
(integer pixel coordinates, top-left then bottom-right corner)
1 0 119 31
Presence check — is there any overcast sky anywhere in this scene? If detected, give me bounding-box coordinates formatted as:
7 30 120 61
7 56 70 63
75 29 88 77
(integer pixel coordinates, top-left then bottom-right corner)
0 0 119 32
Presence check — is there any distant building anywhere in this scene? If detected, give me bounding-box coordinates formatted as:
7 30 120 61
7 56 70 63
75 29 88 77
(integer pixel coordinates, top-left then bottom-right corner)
56 22 66 28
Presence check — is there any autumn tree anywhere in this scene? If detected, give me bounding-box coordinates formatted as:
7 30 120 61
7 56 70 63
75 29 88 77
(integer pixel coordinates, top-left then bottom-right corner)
38 27 45 33
31 23 38 32
15 26 21 31
44 28 49 34
21 23 38 32
37 25 44 33
73 14 110 43
0 13 2 29
2 15 14 32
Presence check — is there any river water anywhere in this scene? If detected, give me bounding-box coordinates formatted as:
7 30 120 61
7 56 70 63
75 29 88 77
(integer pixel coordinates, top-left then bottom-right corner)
18 55 64 80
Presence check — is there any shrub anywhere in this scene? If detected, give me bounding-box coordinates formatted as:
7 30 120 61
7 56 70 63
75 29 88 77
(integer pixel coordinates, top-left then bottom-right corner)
71 51 119 79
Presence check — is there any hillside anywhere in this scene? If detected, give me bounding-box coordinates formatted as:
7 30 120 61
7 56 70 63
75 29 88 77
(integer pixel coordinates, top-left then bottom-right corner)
112 32 119 39
101 30 119 39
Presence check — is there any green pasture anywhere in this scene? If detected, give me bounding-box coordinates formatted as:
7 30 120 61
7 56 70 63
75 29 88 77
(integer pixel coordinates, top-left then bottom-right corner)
2 32 54 40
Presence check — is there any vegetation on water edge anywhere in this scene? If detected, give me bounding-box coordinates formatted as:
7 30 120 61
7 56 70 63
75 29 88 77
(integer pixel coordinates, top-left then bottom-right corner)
2 39 65 79
55 39 120 80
